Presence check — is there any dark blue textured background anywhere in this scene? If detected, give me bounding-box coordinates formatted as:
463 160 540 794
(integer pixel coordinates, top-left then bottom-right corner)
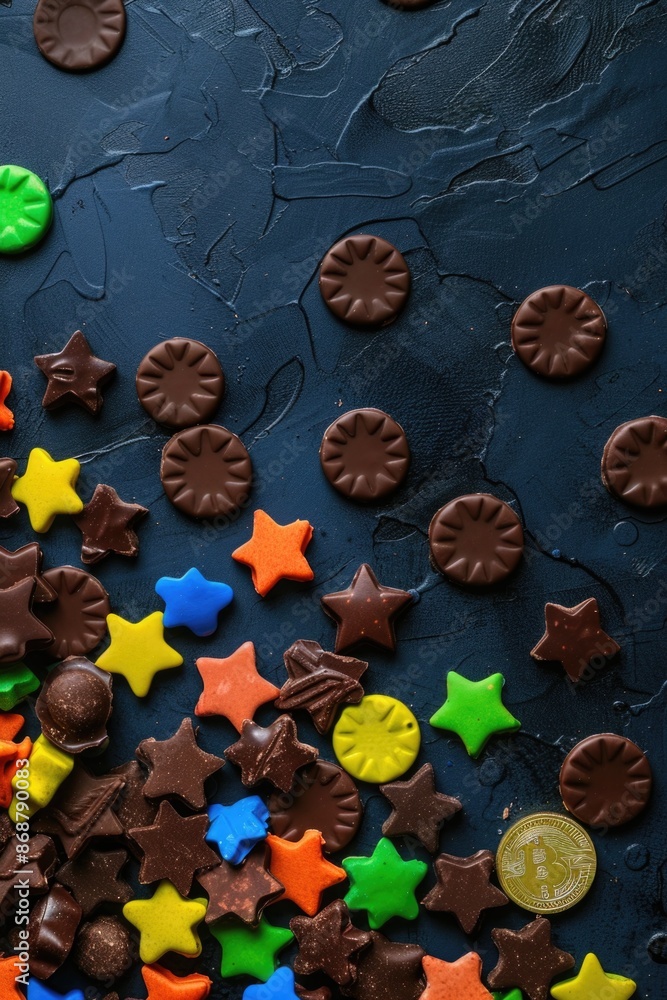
1 0 667 996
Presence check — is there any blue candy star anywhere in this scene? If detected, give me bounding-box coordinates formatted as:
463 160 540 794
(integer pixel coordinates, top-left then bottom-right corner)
27 981 85 1000
243 966 298 1000
207 795 270 865
155 567 233 636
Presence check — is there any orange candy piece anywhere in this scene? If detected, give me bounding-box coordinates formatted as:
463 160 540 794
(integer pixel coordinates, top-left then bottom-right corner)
266 829 346 916
421 953 493 1000
232 509 314 596
0 713 24 741
195 641 280 732
142 963 212 999
0 372 14 432
0 953 26 999
0 736 32 809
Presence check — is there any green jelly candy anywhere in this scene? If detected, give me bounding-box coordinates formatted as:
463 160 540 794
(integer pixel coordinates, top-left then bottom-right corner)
0 165 53 254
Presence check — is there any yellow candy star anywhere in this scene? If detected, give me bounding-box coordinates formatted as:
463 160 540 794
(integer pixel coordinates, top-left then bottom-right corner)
551 953 636 1000
123 880 207 964
96 611 183 697
11 447 83 532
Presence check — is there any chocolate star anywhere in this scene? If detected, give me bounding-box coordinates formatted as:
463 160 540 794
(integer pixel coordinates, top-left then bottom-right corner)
0 541 56 600
35 330 116 414
291 899 371 986
0 577 54 663
0 835 58 919
131 800 220 896
197 842 284 924
276 639 368 734
380 763 462 854
137 717 224 810
225 715 318 793
56 847 133 916
321 563 413 653
530 598 620 683
74 484 148 565
0 459 18 519
296 988 332 1000
34 766 125 859
422 850 508 933
488 917 575 1000
0 814 13 851
108 760 158 854
345 931 425 1000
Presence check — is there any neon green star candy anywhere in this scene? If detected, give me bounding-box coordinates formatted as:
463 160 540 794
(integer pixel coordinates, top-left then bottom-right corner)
343 837 427 929
211 916 294 981
0 663 40 711
430 670 520 757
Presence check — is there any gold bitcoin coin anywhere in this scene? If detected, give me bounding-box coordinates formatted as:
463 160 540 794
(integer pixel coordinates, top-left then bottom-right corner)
496 812 597 914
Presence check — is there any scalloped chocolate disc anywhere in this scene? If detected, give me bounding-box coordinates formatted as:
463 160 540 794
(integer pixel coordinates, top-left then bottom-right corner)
34 0 126 72
267 759 362 853
136 338 225 430
319 235 410 328
560 733 652 827
160 424 252 520
429 493 524 586
601 415 667 508
511 285 607 379
35 566 110 660
320 408 410 502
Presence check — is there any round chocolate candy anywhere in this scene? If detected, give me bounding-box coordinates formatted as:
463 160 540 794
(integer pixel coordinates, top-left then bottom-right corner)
601 415 667 508
35 565 111 660
319 234 410 328
73 915 133 981
161 424 252 519
267 759 362 853
0 166 53 255
429 493 524 586
136 337 225 429
36 657 113 754
511 285 607 378
320 408 410 502
559 733 652 828
33 0 126 72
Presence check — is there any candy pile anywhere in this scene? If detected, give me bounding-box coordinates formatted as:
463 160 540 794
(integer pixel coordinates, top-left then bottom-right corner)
0 296 657 1000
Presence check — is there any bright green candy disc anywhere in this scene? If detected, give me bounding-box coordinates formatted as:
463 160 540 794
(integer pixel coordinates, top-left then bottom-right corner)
0 165 53 254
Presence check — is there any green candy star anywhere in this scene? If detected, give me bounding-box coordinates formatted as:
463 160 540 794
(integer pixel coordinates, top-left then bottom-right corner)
210 916 293 981
343 836 427 929
493 991 524 1000
0 663 39 711
429 671 520 757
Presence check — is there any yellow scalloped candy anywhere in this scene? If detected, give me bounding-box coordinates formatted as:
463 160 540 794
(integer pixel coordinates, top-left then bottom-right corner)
333 694 421 783
9 734 74 822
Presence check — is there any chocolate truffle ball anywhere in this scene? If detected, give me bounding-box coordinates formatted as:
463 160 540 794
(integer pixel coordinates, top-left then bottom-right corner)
74 915 134 982
36 656 113 753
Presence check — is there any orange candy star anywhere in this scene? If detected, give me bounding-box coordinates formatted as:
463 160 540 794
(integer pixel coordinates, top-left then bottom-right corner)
0 736 32 809
0 372 14 432
266 829 347 916
0 713 24 741
0 954 26 999
232 509 314 596
195 641 281 732
142 963 212 999
421 953 493 1000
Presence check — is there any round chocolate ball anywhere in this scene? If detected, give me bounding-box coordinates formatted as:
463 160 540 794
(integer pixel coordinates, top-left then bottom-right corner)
74 915 134 982
36 656 113 754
